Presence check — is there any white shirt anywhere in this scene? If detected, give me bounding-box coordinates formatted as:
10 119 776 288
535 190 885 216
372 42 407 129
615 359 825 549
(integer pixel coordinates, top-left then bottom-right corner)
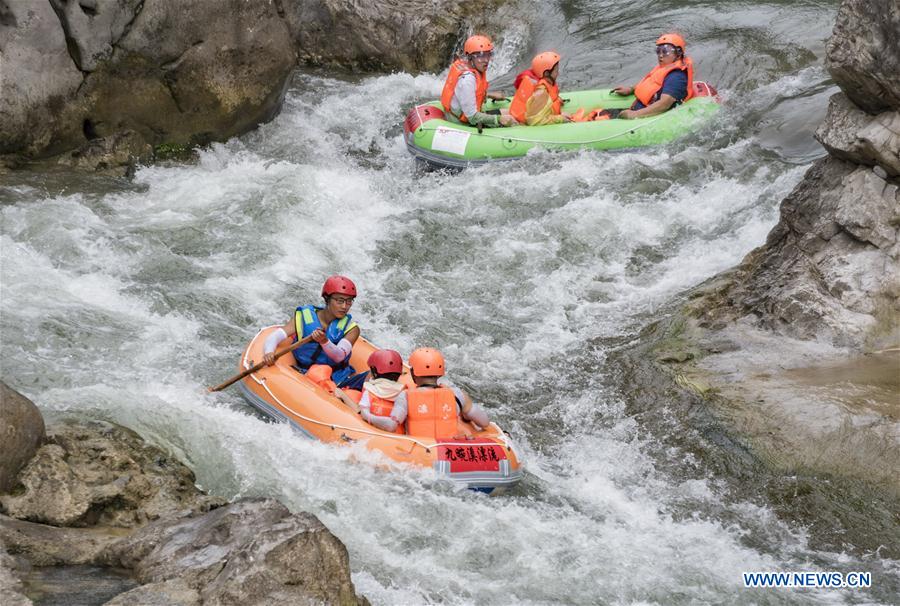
450 71 479 119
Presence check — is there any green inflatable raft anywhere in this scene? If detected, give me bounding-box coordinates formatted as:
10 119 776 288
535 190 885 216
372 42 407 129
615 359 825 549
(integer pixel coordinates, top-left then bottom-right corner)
403 82 720 169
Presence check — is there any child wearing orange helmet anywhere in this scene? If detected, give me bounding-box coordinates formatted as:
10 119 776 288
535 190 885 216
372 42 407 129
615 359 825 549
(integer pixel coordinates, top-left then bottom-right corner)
509 51 573 125
392 348 490 439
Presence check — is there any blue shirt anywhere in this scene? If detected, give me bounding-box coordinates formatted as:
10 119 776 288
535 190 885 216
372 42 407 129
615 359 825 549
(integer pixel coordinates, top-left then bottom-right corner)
632 69 688 110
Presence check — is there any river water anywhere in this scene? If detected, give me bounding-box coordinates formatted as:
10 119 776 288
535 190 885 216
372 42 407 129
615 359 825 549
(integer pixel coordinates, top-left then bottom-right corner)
3 0 896 603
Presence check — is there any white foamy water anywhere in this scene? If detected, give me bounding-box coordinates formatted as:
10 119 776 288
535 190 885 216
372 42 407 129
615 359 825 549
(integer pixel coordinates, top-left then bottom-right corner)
4 1 896 603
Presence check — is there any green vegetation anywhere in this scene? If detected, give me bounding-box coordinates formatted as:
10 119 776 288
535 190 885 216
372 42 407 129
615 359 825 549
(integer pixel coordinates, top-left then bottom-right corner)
153 142 193 161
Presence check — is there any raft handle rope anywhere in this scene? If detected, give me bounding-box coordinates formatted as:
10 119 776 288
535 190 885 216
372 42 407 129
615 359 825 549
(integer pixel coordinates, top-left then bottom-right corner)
242 328 514 453
419 111 670 146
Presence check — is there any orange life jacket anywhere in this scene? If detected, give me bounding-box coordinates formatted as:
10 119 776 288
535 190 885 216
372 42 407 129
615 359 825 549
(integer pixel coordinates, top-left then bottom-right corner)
306 364 336 394
509 77 562 124
513 68 539 90
633 56 694 108
405 386 459 440
440 59 489 124
367 392 404 434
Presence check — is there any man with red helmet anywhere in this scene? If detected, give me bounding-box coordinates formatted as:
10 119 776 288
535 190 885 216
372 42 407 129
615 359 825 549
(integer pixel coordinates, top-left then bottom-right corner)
262 275 367 389
509 51 573 125
612 33 694 119
441 34 515 128
391 348 490 439
335 349 408 433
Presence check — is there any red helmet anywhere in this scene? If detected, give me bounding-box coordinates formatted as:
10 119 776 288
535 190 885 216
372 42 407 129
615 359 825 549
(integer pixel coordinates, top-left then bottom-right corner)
531 51 561 78
367 349 403 375
408 348 445 377
321 275 357 298
656 33 686 51
464 35 493 55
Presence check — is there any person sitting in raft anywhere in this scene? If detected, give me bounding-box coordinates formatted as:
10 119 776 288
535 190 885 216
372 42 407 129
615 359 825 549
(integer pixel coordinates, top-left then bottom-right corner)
393 348 490 439
509 51 573 125
335 349 407 433
262 275 368 390
611 32 693 120
441 34 516 128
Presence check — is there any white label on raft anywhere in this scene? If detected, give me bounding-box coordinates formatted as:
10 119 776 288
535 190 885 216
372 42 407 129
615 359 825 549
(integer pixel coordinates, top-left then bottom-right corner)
431 127 470 156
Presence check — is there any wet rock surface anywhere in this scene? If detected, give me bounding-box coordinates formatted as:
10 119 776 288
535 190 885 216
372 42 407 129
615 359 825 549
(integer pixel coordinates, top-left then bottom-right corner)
825 0 900 114
282 0 519 73
56 130 154 176
0 421 226 528
22 564 138 606
0 546 31 606
816 92 900 177
620 317 900 562
689 156 898 349
0 0 291 165
619 0 900 562
0 0 84 158
0 514 123 567
0 383 45 495
103 499 363 606
0 406 367 605
1 0 518 168
687 0 900 350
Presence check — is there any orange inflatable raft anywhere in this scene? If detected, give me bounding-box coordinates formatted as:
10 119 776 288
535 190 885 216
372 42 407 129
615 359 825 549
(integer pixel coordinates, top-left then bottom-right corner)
237 326 524 493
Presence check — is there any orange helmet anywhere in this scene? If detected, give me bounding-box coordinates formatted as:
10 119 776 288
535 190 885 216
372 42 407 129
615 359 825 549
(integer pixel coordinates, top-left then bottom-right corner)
408 348 445 377
656 33 686 51
464 35 493 55
531 51 561 77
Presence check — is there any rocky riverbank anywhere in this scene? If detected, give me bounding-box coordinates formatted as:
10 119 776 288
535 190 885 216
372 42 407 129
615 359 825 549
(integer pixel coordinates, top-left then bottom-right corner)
0 0 521 174
620 0 899 559
0 382 367 605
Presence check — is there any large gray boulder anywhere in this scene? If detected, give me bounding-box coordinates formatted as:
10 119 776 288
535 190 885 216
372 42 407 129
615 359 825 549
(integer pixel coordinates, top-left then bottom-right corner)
826 0 900 114
281 0 520 72
815 92 900 176
0 0 85 156
0 0 296 163
1 499 367 605
696 157 899 349
0 383 45 495
102 498 364 606
0 421 226 528
0 0 522 168
78 0 296 145
688 0 900 349
47 0 144 73
0 420 368 605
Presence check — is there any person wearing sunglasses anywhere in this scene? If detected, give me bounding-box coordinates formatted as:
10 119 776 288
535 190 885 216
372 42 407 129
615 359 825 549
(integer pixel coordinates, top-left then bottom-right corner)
612 33 694 120
441 34 515 128
262 275 368 389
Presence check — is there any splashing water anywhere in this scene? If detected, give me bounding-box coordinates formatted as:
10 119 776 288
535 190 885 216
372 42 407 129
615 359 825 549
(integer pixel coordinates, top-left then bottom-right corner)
3 0 897 603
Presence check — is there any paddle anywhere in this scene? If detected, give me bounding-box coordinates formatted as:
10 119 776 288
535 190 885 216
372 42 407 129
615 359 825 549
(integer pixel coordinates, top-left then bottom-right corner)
208 335 314 392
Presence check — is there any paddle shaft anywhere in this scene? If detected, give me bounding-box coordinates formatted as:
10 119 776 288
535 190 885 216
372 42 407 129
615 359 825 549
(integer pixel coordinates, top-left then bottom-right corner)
208 335 314 392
